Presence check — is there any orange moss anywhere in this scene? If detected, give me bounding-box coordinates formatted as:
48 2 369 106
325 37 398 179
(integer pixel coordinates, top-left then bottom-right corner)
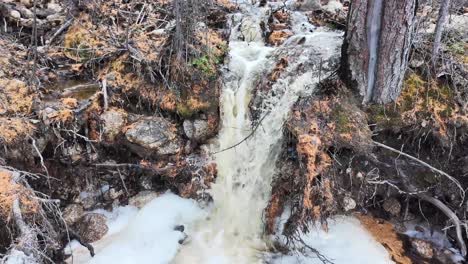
0 171 40 220
61 97 78 109
0 118 35 144
64 13 104 61
196 29 227 57
265 193 284 234
47 109 75 123
0 79 33 114
357 214 412 264
268 31 293 46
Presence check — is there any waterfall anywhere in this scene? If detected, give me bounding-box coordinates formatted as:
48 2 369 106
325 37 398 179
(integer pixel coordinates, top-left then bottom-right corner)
65 2 399 264
173 2 342 263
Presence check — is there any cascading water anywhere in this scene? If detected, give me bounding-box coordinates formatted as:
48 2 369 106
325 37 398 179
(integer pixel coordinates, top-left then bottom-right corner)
173 2 342 263
66 2 397 264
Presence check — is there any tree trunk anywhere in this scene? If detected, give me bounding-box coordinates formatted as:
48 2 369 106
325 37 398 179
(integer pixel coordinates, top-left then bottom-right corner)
340 0 417 104
432 0 451 68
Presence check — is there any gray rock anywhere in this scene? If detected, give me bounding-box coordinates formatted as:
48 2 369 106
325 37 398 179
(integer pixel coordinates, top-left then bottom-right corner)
125 117 181 155
62 204 84 225
343 196 356 211
183 119 211 141
101 109 127 142
411 238 434 259
138 175 153 190
294 0 321 11
76 213 108 243
383 197 401 216
129 191 159 209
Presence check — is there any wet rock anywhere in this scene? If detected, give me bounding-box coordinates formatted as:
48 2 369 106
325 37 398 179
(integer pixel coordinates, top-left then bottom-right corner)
62 204 84 225
410 238 434 259
77 187 106 210
322 0 344 16
174 225 185 232
100 109 127 142
103 188 123 201
383 197 401 216
128 191 159 208
75 213 108 243
294 0 321 11
183 119 211 141
138 175 154 190
125 117 181 155
343 196 356 211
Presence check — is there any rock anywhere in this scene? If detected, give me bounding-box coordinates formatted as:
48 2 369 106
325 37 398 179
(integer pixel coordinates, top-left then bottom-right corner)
47 2 62 13
183 119 211 141
100 109 127 142
62 204 84 225
343 196 356 211
75 213 108 243
138 175 153 190
383 197 401 216
129 191 159 208
322 0 344 16
294 0 321 11
411 238 434 259
10 10 21 20
125 117 181 155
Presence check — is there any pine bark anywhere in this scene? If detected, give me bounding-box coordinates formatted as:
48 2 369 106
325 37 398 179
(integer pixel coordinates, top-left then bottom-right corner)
340 0 417 104
432 0 451 67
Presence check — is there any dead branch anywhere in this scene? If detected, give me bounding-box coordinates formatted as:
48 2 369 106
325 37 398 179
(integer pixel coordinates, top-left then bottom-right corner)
95 162 176 174
372 140 465 200
1 171 40 264
397 166 467 257
210 110 271 155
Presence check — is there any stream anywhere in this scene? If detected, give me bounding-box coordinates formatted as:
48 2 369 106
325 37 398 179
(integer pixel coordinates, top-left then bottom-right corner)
66 1 394 263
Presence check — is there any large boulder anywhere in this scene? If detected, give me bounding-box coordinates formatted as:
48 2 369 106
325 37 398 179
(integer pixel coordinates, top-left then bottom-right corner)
125 117 182 155
75 213 108 243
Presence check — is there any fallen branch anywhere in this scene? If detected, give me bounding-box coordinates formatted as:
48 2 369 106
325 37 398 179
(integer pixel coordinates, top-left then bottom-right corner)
210 110 271 155
397 166 467 257
373 140 465 200
2 171 40 263
95 162 176 174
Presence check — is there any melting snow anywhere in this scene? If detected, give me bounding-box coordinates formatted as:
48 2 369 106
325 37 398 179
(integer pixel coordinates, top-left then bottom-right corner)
65 193 204 264
67 194 394 264
270 216 394 264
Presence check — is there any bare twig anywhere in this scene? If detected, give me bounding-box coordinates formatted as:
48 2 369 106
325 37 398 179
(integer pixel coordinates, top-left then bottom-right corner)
397 167 467 256
372 140 465 200
210 110 271 155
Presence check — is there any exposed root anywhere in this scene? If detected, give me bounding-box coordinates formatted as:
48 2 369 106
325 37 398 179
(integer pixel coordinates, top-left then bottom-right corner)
0 167 63 263
373 140 465 201
397 165 467 257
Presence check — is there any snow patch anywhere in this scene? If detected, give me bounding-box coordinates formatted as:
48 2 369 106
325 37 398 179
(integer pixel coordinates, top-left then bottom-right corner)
66 193 204 264
271 216 394 264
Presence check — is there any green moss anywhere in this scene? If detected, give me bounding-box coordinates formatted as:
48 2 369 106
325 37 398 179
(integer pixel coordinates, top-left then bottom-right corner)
447 41 465 55
176 102 197 118
367 105 404 128
332 106 351 133
192 55 217 78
